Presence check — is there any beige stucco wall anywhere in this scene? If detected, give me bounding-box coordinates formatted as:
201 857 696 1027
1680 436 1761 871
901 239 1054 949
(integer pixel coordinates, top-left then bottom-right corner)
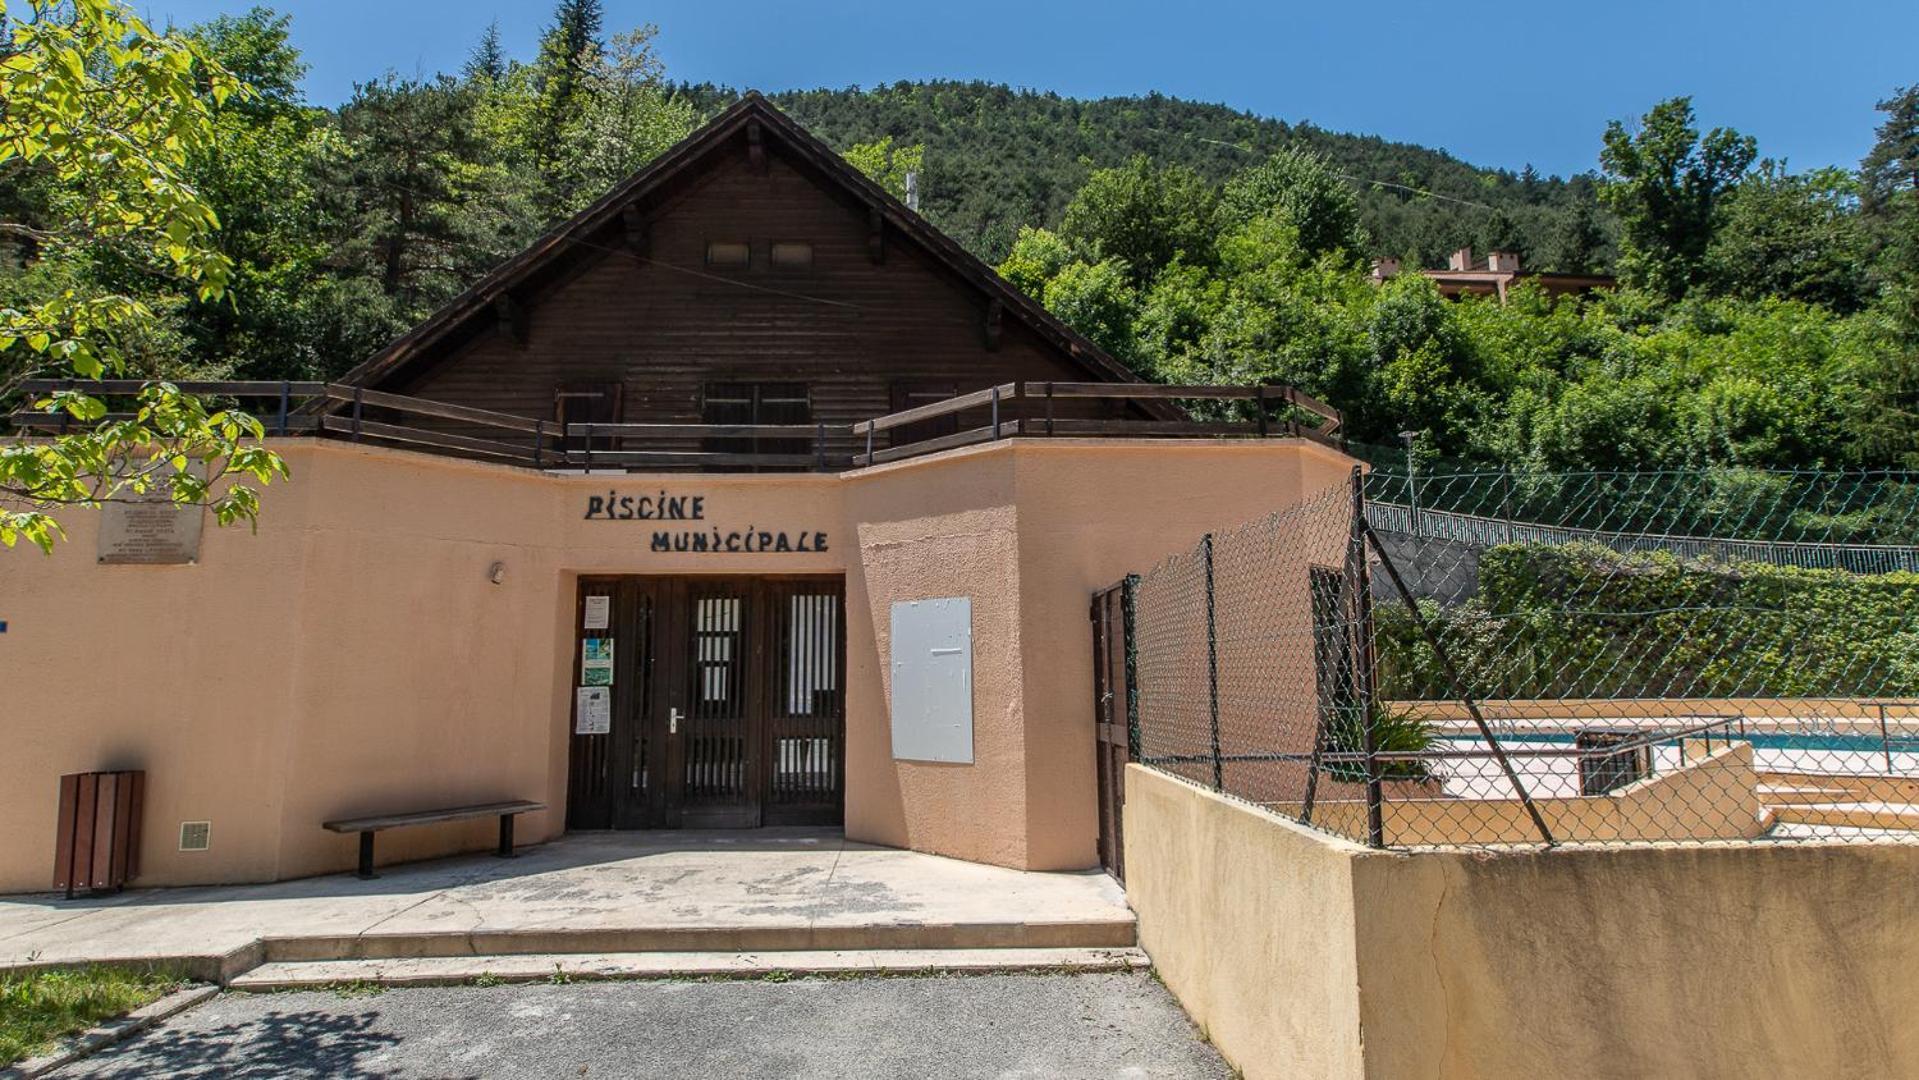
1 443 848 889
1126 763 1919 1080
0 436 1351 891
1124 762 1370 1080
1010 442 1354 868
838 436 1354 870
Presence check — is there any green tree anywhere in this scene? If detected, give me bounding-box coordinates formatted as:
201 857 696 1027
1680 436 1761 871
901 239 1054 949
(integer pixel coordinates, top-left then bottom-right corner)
725 80 1606 266
994 225 1073 298
1218 146 1367 260
1599 97 1756 298
526 0 605 212
1041 258 1138 367
1853 87 1919 466
190 5 303 107
1476 207 1528 265
0 0 286 552
1706 164 1871 311
1861 85 1919 215
565 26 694 204
465 19 508 85
1544 200 1608 273
844 135 924 202
322 74 518 325
179 7 342 380
1844 328 1919 469
1060 155 1217 286
1135 213 1376 423
1368 274 1483 447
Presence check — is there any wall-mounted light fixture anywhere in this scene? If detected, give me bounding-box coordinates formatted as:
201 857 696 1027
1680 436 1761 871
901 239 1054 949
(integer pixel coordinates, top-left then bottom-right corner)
488 561 507 585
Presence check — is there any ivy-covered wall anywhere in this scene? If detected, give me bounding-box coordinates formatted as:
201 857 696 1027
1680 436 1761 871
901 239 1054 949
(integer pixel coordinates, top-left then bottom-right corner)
1377 542 1919 699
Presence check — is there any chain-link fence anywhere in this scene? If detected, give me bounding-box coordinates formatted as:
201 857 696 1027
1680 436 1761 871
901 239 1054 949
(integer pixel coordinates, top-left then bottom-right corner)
1127 468 1919 849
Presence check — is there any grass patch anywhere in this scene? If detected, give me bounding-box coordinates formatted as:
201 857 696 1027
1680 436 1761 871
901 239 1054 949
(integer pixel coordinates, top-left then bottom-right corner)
0 965 186 1066
323 980 385 1000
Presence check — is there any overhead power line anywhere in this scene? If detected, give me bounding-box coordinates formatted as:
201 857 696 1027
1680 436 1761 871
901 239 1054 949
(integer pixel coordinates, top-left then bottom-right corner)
1170 131 1506 212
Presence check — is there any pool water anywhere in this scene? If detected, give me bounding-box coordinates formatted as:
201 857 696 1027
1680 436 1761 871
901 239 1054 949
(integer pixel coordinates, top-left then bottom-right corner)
1443 732 1919 753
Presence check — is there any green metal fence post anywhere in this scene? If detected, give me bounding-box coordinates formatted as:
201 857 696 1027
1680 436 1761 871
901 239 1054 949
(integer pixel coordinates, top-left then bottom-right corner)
1349 466 1385 848
1203 533 1223 791
1123 573 1142 762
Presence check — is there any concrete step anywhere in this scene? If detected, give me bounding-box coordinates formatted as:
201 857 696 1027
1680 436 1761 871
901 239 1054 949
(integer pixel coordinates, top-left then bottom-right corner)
1772 801 1919 830
250 918 1137 966
1758 772 1919 804
1758 783 1855 805
229 947 1152 991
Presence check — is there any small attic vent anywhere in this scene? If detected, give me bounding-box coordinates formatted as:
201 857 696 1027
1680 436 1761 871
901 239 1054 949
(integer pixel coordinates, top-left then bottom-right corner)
179 821 211 852
705 241 750 269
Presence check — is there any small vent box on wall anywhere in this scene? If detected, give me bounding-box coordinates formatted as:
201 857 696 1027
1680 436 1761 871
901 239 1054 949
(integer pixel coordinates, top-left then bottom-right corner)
179 821 211 851
889 597 974 763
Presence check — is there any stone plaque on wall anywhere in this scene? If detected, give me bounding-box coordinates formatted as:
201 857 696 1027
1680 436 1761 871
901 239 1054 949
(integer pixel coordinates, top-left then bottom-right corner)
97 497 204 565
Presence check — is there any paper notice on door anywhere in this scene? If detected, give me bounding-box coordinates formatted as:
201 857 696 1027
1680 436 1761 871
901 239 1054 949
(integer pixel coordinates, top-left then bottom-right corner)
575 686 612 734
583 595 611 630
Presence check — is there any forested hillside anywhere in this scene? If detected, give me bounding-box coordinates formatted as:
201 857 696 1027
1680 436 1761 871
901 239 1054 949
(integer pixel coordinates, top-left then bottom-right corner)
680 81 1608 269
2 1 1915 489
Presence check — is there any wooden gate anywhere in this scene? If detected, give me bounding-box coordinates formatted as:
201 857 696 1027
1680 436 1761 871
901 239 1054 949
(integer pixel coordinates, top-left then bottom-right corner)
567 576 845 830
1090 576 1137 881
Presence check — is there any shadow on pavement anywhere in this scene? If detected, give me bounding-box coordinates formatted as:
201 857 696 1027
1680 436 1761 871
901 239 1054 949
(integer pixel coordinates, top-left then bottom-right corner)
74 1008 435 1080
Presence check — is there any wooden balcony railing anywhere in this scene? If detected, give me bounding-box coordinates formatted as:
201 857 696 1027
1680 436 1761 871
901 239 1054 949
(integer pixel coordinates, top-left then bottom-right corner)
849 381 1343 466
10 378 1344 472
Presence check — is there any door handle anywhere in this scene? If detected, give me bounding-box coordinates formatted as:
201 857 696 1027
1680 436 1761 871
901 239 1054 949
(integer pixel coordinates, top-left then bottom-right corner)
669 707 683 735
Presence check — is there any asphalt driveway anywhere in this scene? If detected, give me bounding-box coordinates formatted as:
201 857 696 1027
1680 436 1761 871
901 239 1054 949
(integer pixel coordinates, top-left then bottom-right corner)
54 971 1232 1079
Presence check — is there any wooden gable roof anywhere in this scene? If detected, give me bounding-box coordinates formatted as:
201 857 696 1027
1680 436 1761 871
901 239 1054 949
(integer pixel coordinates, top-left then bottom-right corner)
332 92 1150 397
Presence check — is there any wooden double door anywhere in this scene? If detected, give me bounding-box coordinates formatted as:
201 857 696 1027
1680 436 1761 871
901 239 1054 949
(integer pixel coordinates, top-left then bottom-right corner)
566 576 845 829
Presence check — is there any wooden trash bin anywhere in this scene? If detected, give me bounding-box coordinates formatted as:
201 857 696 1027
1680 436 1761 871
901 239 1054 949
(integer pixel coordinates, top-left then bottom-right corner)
53 770 145 898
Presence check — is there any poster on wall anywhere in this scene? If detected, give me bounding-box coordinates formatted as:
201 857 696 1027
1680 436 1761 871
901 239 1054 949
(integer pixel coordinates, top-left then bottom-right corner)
575 686 612 734
583 595 611 630
581 638 614 685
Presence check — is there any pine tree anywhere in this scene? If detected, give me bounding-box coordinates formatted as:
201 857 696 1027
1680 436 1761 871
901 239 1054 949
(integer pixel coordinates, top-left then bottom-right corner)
1546 201 1607 273
323 75 521 315
1861 86 1919 216
464 20 507 85
1477 207 1527 263
529 0 606 210
541 0 604 73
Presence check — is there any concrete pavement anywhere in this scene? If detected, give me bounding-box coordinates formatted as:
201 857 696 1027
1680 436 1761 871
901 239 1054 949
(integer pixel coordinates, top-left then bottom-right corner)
51 973 1231 1079
0 831 1134 981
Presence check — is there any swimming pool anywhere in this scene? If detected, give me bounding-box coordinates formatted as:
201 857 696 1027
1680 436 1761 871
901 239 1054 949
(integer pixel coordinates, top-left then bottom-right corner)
1441 731 1919 753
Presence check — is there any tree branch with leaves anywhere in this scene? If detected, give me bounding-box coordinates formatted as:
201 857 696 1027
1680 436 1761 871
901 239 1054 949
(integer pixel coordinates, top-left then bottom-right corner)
0 0 286 552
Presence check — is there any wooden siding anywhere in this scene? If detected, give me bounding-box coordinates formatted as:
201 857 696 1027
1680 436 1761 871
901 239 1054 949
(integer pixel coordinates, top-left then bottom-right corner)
394 148 1107 458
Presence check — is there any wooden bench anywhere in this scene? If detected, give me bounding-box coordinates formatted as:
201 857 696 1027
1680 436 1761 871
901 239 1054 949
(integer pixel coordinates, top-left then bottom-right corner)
323 800 545 879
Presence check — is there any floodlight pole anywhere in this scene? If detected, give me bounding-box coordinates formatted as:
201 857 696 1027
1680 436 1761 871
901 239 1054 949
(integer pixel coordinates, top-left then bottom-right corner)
1398 430 1421 534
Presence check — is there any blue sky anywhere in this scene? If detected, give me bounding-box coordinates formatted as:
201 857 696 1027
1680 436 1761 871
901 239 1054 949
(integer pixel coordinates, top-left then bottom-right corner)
137 0 1915 178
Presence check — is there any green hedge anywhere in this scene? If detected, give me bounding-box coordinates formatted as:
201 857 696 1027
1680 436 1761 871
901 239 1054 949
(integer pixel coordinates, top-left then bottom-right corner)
1376 542 1919 699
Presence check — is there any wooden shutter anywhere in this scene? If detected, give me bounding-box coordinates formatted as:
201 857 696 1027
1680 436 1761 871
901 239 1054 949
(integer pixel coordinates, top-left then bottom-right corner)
888 381 960 449
556 382 624 458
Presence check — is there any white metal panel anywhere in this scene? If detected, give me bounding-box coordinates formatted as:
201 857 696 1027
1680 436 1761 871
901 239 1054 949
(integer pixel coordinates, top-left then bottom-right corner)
889 597 974 763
